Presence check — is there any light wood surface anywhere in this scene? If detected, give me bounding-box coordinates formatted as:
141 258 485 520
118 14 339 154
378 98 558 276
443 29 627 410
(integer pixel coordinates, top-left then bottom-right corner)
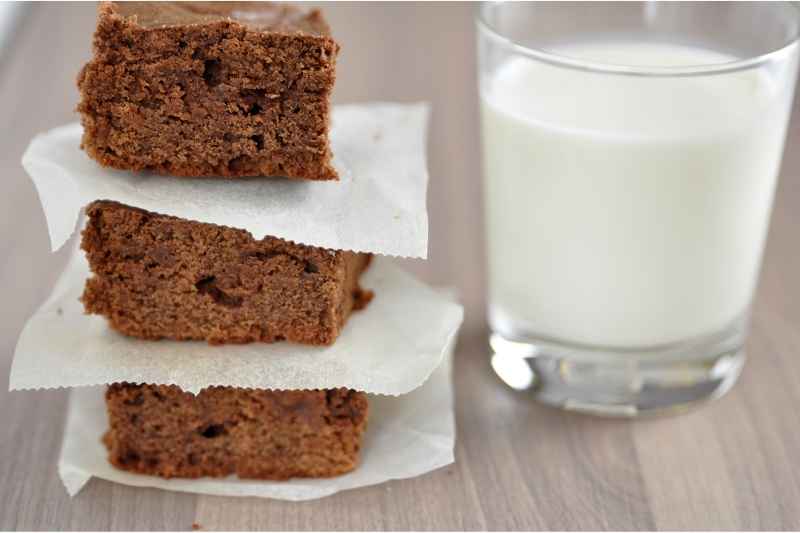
2 3 800 530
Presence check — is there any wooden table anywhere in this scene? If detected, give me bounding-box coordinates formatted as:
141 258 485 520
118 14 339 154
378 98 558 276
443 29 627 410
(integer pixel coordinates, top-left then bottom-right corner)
2 3 800 530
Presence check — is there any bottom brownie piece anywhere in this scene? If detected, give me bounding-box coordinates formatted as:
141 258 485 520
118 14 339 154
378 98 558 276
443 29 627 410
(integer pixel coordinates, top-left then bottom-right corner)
104 383 368 480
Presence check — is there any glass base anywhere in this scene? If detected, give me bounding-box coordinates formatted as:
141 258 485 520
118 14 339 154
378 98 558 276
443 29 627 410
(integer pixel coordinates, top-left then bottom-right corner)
489 321 746 417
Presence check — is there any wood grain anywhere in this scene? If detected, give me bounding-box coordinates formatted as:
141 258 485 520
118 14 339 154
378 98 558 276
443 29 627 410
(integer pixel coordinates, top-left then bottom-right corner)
1 3 800 530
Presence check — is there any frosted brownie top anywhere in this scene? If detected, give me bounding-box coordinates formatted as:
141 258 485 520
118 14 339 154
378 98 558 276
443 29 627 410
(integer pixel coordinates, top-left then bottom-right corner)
110 1 331 35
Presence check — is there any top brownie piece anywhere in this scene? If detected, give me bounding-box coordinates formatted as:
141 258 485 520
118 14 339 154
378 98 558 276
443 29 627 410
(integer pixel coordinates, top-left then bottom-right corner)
77 1 339 180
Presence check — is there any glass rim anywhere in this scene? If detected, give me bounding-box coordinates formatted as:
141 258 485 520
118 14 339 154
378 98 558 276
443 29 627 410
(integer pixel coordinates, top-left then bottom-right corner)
476 1 800 78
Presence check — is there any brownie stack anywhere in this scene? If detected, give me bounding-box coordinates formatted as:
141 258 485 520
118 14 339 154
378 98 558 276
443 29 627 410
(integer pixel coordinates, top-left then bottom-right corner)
72 1 378 481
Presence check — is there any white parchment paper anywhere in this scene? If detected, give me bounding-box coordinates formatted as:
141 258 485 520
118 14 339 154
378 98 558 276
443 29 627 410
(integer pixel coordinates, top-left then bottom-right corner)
10 239 463 395
22 102 429 258
58 341 455 501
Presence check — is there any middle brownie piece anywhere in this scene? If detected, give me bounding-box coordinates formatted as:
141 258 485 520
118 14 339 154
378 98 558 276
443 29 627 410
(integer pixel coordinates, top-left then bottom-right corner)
81 201 372 345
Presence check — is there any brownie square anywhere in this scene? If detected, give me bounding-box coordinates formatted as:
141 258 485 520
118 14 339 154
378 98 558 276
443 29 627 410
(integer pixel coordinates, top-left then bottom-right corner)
104 383 368 479
77 1 339 180
81 201 372 345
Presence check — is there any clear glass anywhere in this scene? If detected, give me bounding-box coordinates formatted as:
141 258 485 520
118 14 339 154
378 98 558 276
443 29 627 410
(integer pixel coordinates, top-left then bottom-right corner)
477 2 800 416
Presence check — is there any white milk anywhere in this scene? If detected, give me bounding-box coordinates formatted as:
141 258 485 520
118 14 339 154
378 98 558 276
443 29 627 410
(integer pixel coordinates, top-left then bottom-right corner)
481 42 795 347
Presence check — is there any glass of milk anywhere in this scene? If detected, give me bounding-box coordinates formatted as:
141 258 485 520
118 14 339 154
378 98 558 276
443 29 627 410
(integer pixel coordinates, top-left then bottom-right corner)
478 2 800 415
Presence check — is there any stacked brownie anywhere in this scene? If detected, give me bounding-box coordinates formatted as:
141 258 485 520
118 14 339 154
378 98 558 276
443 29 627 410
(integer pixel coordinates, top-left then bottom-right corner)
79 1 339 180
81 201 373 346
74 1 373 480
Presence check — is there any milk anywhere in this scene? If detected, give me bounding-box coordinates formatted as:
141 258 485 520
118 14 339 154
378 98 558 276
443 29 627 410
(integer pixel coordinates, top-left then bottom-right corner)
481 42 796 347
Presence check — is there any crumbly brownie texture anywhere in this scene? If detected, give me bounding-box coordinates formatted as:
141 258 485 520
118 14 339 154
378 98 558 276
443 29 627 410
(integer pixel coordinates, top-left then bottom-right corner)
77 2 339 180
81 201 372 345
104 383 368 479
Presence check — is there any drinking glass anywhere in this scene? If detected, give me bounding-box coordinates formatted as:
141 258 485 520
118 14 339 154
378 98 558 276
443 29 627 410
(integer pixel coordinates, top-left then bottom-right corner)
478 2 800 415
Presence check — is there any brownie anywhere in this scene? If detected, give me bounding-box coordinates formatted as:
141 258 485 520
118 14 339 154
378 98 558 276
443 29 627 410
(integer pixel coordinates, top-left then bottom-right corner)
81 201 373 345
77 2 339 180
104 383 368 479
